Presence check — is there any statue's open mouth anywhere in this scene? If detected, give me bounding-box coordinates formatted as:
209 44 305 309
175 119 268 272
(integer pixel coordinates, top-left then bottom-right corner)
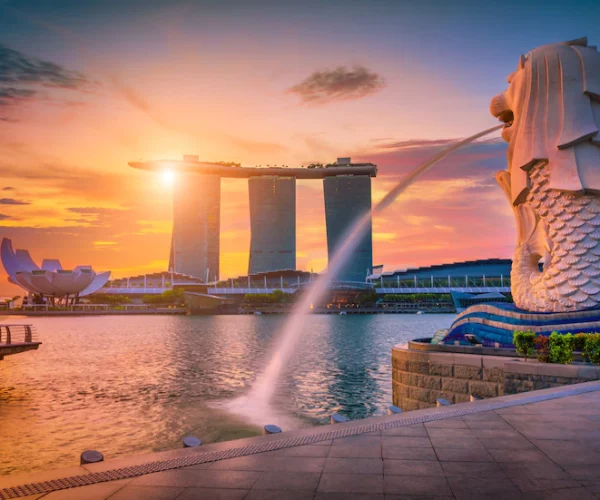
497 110 514 128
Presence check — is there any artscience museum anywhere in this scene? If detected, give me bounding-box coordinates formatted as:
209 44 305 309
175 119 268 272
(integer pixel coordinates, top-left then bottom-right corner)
1 238 111 304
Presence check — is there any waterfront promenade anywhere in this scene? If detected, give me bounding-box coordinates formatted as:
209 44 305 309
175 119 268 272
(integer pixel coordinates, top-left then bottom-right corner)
3 381 600 499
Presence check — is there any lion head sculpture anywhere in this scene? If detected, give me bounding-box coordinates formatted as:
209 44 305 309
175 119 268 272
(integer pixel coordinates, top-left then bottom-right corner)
490 37 600 206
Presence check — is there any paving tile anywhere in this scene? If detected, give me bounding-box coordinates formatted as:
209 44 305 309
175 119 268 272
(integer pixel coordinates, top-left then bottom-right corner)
511 478 581 492
424 419 468 428
478 437 536 450
264 456 326 472
425 428 475 439
208 456 271 471
507 425 565 440
317 473 383 494
108 485 184 500
433 447 494 462
333 435 382 445
540 448 600 466
381 436 432 448
261 445 330 457
464 419 513 429
252 472 320 491
209 455 326 473
523 488 597 499
385 496 453 500
324 457 383 474
501 414 548 423
383 459 443 476
313 439 334 446
131 470 260 489
562 464 600 479
315 493 384 500
500 462 571 480
486 448 555 463
428 437 484 449
584 438 600 451
469 428 522 439
384 475 452 496
245 490 315 500
328 444 382 458
42 481 129 500
385 496 453 499
441 461 508 478
447 476 524 499
176 489 249 500
462 411 502 421
180 463 213 470
580 480 600 494
381 424 428 437
381 445 437 461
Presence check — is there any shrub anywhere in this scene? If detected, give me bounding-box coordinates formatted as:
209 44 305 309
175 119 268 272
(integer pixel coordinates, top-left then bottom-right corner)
513 331 535 361
573 333 587 352
584 334 600 365
534 335 550 363
548 332 573 364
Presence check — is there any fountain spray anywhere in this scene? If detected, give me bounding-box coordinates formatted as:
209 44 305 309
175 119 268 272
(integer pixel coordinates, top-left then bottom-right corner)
228 124 503 423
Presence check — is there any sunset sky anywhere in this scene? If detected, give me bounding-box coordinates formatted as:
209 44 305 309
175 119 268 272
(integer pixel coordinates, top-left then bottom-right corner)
0 0 599 295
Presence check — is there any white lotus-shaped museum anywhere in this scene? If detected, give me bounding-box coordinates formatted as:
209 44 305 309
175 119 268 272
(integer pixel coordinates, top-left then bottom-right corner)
1 238 111 298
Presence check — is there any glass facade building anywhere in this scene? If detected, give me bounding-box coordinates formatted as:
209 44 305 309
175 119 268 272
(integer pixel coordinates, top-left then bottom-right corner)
248 177 296 274
169 173 220 281
323 175 373 282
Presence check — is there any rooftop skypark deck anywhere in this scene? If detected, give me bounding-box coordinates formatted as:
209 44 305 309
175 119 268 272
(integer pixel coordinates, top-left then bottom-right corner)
128 157 378 179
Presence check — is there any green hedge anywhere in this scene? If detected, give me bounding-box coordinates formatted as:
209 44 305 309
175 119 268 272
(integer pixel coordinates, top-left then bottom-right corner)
515 331 600 365
382 293 451 303
243 290 293 304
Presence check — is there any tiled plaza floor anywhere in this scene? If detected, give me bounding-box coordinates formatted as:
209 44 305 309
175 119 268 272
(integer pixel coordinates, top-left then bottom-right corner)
6 382 600 499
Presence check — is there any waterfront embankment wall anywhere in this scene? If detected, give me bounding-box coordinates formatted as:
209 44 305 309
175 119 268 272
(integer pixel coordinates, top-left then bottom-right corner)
392 343 600 410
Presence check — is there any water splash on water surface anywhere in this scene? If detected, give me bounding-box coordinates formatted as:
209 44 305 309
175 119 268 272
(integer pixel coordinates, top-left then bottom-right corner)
225 124 503 425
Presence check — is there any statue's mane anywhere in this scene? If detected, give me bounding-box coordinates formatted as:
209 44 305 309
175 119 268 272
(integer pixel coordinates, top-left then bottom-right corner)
510 37 600 205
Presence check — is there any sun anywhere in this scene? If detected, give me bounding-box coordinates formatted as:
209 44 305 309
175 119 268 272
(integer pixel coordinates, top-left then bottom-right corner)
161 169 175 186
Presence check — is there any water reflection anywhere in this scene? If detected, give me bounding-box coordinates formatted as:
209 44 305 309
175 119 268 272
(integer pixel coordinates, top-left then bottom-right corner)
0 313 453 475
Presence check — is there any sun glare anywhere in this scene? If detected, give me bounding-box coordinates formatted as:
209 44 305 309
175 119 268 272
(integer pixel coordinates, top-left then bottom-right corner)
161 169 175 186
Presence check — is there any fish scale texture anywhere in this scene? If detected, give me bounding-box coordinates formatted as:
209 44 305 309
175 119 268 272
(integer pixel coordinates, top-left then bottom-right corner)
513 163 600 312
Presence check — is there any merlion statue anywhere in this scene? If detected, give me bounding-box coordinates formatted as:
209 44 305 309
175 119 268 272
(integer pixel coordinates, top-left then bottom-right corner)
491 37 600 312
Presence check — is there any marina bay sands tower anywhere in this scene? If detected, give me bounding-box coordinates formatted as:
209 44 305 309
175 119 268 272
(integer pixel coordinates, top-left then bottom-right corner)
129 156 377 282
248 176 296 274
168 171 221 281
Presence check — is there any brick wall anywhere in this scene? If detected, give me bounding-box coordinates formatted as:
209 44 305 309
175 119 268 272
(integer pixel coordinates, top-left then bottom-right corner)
392 345 600 411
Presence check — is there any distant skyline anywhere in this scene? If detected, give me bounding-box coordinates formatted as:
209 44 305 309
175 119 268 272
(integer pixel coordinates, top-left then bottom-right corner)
0 0 599 294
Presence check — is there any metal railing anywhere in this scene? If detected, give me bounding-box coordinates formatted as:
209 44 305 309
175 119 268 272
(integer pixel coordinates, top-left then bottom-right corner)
370 275 512 289
0 324 39 345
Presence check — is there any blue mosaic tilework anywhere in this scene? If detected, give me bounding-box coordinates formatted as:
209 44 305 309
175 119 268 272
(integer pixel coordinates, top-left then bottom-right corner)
442 303 600 347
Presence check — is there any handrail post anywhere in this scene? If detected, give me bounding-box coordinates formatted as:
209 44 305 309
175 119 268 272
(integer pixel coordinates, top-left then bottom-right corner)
25 325 32 343
6 326 11 345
